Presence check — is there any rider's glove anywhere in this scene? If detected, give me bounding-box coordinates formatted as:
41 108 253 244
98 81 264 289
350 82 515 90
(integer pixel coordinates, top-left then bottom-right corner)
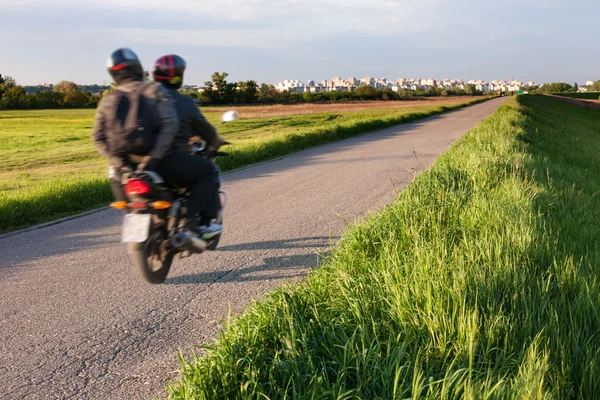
110 156 133 173
136 155 158 173
209 135 228 151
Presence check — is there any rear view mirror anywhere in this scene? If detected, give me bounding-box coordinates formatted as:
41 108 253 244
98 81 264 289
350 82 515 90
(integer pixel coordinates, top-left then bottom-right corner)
222 110 239 123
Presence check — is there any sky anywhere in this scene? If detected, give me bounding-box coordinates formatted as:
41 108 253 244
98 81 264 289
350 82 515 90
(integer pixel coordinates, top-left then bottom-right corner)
1 0 598 86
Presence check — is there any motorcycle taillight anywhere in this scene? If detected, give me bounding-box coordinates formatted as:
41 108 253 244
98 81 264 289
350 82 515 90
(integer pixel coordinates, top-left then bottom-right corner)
125 179 151 196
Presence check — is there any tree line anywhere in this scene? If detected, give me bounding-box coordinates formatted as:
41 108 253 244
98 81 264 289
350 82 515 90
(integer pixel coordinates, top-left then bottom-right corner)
3 71 597 111
185 72 485 105
533 81 600 94
0 75 101 110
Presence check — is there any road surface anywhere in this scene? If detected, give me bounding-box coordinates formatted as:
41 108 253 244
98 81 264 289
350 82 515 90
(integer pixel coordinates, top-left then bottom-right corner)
0 97 507 399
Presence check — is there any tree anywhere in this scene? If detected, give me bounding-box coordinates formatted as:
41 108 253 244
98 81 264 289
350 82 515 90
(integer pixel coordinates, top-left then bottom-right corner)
353 85 378 100
0 85 26 109
32 90 64 108
1 75 17 88
211 72 229 103
588 80 600 92
201 81 215 103
0 74 17 100
63 90 88 107
258 83 278 102
236 80 258 103
535 82 573 94
54 80 78 93
223 82 237 104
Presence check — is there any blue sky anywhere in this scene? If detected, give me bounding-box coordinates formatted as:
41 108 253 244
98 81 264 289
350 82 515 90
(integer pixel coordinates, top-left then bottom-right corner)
1 0 598 86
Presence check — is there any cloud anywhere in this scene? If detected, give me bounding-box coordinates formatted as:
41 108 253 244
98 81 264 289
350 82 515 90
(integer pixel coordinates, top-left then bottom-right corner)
3 0 446 36
111 28 290 49
1 0 598 85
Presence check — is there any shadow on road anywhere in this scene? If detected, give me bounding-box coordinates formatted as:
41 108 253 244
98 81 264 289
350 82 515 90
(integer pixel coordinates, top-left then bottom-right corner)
217 236 339 252
164 236 340 285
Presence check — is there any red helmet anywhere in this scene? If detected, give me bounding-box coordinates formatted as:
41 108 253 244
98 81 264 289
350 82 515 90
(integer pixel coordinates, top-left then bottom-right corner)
153 54 186 89
106 48 143 84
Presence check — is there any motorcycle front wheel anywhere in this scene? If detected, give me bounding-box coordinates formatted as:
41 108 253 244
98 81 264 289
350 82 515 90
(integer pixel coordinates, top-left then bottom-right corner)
128 229 174 284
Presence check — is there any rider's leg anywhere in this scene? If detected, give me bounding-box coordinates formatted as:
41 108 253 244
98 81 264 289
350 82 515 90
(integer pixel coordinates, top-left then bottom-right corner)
109 169 126 201
154 150 221 231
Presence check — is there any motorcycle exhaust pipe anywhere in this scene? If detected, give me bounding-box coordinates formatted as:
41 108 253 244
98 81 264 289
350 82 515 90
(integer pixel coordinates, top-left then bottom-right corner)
170 232 207 253
187 235 208 253
170 232 189 249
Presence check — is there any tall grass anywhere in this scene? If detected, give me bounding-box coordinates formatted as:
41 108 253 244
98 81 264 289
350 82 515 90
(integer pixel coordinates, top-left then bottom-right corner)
167 95 600 399
0 98 488 233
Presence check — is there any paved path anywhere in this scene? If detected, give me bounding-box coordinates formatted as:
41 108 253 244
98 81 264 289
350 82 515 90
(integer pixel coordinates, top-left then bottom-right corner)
0 97 507 399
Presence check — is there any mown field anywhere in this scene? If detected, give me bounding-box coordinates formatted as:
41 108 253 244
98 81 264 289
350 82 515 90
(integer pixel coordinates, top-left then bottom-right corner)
167 95 600 399
0 97 487 233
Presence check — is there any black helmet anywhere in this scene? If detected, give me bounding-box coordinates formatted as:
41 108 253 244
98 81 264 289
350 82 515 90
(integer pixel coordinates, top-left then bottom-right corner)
153 54 186 89
106 48 143 84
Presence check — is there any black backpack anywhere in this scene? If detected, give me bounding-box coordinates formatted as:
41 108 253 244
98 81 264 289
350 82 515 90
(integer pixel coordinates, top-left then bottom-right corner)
106 83 159 156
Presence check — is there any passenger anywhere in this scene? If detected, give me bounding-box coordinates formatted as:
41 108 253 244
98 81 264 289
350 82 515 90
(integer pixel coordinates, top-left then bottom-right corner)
152 54 228 238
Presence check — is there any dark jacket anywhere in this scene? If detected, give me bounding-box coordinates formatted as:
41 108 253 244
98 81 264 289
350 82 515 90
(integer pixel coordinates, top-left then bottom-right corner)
92 81 179 166
168 89 218 152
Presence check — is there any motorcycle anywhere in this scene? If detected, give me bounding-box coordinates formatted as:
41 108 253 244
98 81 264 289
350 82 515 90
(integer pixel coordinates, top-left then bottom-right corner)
109 111 238 284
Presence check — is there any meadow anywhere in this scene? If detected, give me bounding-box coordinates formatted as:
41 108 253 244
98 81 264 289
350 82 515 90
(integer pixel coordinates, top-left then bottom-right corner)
0 97 486 233
167 95 600 399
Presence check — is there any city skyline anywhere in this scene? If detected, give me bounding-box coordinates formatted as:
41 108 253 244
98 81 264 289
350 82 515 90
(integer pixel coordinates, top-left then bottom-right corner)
13 73 591 89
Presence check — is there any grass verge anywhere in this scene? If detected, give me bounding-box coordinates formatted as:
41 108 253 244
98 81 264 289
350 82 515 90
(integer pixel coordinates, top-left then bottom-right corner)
0 97 490 233
167 95 600 399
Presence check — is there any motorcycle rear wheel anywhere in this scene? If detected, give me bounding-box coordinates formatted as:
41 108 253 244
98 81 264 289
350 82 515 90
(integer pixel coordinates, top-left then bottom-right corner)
128 230 174 284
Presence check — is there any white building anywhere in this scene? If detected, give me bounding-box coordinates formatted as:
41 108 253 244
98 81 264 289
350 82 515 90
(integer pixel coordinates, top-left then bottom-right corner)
276 79 304 92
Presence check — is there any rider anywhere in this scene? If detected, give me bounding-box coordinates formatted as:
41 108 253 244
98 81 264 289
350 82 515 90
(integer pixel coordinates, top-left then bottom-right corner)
93 47 178 202
93 48 222 239
152 54 227 236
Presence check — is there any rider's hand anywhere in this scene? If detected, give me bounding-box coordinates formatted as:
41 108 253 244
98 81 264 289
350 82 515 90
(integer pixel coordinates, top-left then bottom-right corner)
209 135 228 151
110 157 133 173
136 156 158 173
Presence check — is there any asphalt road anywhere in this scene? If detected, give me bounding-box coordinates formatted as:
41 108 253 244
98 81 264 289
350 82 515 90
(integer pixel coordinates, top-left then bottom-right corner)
0 97 507 399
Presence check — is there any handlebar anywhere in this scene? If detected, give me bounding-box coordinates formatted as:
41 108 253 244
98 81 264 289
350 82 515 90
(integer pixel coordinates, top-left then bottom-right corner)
190 140 231 159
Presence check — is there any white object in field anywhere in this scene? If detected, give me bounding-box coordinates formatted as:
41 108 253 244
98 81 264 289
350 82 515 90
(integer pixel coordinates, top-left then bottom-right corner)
222 110 239 122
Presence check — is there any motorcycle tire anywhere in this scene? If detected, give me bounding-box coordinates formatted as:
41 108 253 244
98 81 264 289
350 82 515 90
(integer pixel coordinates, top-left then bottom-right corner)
128 229 174 284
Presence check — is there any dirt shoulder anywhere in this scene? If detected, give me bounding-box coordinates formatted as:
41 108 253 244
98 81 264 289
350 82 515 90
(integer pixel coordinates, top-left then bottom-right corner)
548 94 600 110
202 97 487 119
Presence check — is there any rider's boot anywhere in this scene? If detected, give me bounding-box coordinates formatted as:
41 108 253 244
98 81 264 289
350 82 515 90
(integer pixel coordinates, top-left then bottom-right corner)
197 223 223 240
182 219 223 240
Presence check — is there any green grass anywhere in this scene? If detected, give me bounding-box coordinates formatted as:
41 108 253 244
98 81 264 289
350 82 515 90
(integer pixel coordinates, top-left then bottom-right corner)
0 98 488 233
552 92 600 100
166 95 600 399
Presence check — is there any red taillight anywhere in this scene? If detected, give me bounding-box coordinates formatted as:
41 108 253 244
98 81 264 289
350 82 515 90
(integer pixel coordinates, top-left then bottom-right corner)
125 179 151 196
